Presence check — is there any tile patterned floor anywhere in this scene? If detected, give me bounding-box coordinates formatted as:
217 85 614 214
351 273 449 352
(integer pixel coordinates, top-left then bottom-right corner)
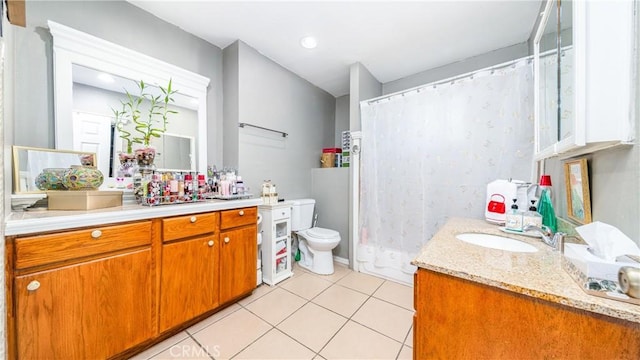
130 262 414 360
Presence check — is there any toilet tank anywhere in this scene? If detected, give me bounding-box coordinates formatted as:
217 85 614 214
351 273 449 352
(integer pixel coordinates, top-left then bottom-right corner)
290 198 315 231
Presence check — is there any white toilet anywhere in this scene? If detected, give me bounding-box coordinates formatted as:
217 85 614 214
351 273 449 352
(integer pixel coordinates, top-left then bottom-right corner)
291 199 341 275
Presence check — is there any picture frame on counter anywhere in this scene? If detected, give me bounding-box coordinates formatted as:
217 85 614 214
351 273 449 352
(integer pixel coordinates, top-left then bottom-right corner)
564 157 592 224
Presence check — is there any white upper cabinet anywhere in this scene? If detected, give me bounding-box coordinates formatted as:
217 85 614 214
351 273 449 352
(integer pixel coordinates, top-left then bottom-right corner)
534 0 636 160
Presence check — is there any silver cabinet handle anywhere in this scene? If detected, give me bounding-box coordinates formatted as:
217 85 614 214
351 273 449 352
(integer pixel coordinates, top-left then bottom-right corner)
91 230 102 239
239 210 245 216
208 240 214 247
190 216 197 223
224 237 230 244
27 280 40 291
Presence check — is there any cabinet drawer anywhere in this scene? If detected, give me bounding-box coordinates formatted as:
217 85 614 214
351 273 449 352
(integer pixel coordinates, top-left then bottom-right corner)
163 212 219 242
15 221 152 269
271 206 291 221
220 207 257 229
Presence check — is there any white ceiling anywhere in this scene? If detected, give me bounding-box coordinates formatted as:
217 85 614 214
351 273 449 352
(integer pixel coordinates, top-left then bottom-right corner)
128 0 543 97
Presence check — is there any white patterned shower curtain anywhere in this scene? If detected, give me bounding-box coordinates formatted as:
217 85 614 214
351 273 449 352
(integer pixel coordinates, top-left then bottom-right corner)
357 60 534 285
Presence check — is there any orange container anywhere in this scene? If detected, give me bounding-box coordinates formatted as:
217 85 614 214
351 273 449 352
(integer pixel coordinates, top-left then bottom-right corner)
321 153 335 168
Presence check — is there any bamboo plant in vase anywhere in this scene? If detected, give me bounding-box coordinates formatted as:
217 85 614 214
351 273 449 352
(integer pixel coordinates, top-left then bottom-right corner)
112 79 178 171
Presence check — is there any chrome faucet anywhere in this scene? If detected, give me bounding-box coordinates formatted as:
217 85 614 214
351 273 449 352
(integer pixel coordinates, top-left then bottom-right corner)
523 225 566 251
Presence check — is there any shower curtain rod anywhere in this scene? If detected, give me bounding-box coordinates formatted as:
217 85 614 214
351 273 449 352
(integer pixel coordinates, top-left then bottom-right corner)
366 55 534 104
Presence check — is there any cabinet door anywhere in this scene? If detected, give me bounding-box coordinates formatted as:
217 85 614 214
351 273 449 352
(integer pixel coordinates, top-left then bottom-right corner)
159 235 219 333
535 0 635 159
273 218 292 279
14 249 154 360
220 226 257 304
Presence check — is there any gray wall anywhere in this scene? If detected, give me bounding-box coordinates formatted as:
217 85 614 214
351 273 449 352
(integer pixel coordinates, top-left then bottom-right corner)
311 168 349 260
349 63 382 131
544 144 640 244
334 95 350 148
13 0 224 165
224 41 336 200
222 41 240 170
383 43 529 95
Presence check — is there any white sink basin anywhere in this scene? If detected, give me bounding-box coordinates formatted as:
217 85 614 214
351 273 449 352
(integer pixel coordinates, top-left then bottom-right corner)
456 233 538 253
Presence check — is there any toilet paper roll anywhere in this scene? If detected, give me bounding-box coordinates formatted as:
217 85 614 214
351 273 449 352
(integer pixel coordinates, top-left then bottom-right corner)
618 266 640 298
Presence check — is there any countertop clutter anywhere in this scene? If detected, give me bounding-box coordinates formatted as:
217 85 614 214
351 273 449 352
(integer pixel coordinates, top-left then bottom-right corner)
5 198 262 236
412 217 640 323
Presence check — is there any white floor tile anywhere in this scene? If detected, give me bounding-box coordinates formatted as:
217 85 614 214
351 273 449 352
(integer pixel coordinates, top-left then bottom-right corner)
232 328 315 359
279 273 333 300
373 280 414 311
190 308 271 360
319 321 402 360
336 271 385 295
277 302 348 352
311 284 369 318
244 287 307 325
352 297 414 342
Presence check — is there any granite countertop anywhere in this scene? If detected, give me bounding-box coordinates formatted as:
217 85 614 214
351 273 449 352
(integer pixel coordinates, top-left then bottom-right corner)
412 217 640 324
5 198 263 236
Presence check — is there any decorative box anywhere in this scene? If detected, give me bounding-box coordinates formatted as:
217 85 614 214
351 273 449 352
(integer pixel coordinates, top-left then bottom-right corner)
46 190 123 210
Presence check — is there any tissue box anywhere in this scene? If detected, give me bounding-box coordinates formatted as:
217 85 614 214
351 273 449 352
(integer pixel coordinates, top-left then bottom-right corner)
47 190 123 210
563 243 639 282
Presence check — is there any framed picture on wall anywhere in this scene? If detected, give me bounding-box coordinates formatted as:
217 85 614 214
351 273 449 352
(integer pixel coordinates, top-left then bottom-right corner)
564 157 592 224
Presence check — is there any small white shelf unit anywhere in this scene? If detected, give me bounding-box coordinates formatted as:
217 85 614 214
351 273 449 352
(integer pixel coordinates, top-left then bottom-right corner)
259 202 293 286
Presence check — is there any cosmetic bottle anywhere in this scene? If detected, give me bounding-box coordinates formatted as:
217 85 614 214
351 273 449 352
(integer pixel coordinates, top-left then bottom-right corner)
505 198 523 231
177 174 184 197
523 200 543 231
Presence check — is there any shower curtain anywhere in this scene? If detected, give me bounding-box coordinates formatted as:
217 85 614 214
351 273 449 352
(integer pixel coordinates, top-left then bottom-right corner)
358 60 534 285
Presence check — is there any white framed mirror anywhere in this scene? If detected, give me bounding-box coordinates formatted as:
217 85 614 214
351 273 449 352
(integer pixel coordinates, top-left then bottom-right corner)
49 20 210 181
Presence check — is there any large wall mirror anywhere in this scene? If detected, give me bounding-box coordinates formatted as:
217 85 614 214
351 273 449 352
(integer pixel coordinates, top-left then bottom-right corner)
49 21 210 180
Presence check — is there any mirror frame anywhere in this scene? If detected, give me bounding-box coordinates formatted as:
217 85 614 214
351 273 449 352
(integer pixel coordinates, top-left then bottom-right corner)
533 0 561 159
48 21 210 176
12 145 97 194
534 0 587 160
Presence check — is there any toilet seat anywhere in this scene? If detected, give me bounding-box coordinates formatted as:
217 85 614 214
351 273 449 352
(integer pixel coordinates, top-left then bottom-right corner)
306 227 339 240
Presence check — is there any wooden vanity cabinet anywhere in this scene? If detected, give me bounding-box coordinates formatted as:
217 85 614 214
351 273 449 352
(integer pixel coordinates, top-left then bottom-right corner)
7 221 155 360
159 212 220 333
6 205 259 359
413 268 640 359
219 207 258 304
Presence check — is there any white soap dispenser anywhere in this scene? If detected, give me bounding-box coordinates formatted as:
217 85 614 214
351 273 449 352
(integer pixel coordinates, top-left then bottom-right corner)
505 198 523 232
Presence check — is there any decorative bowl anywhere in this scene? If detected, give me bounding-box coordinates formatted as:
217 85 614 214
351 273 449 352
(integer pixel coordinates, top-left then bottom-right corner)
62 165 104 190
35 168 69 190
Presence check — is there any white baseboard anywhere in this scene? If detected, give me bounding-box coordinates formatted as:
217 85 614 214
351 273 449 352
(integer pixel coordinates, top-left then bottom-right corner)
333 256 349 266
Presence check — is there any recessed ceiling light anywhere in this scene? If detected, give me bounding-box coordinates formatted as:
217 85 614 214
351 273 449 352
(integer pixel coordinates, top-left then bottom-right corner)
300 36 317 49
97 73 115 83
